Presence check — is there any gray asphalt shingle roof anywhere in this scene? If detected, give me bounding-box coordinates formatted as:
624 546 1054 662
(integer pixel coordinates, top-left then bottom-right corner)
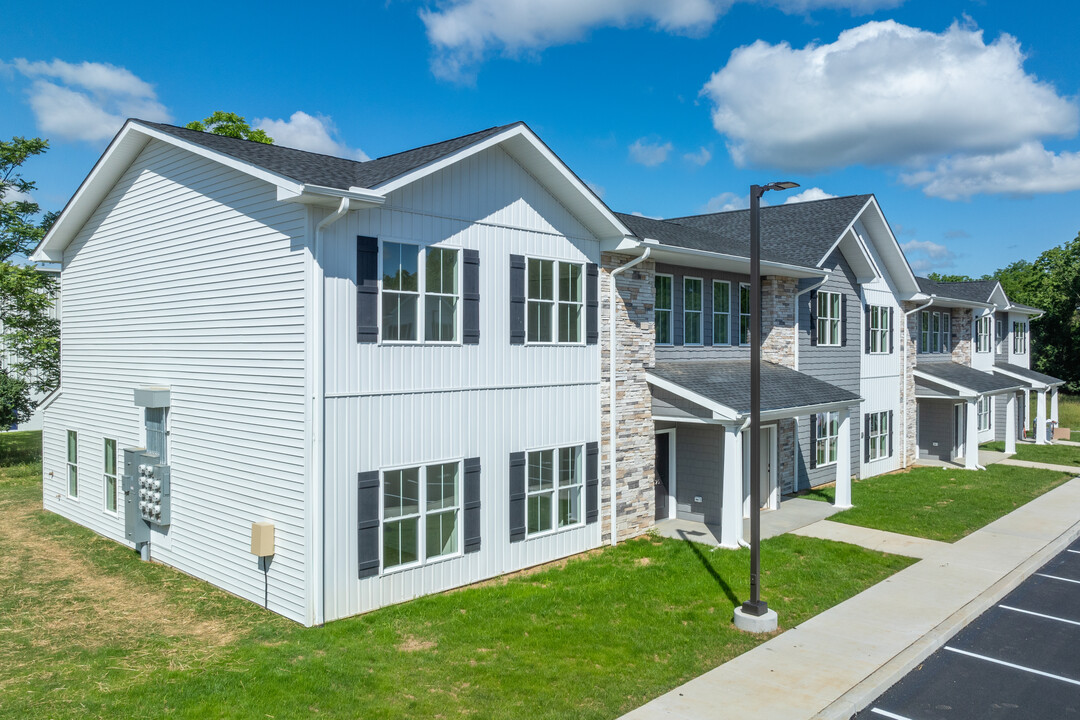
649 359 861 415
136 119 519 190
915 277 997 303
614 212 807 266
915 362 1024 394
993 362 1064 387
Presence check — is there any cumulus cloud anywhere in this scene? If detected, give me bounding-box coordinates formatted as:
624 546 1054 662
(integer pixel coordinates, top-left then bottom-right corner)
701 21 1078 173
586 181 606 199
629 137 673 167
902 238 957 273
700 191 748 213
254 111 369 161
8 59 171 142
683 146 712 166
900 142 1080 200
421 0 905 82
782 187 837 204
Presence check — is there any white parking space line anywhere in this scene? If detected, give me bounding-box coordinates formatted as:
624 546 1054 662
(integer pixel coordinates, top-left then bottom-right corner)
1000 604 1080 627
870 709 916 720
944 647 1080 687
1068 549 1080 555
1036 573 1080 586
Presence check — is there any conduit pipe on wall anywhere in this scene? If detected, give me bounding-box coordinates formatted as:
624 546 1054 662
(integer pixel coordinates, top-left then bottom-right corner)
608 247 651 547
902 296 935 469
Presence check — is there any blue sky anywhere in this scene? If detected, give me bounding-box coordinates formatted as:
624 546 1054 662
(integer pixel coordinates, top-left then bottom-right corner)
3 0 1079 276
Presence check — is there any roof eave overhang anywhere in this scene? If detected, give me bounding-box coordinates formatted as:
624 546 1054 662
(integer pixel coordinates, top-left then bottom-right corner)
913 369 1024 397
612 239 827 279
758 397 862 421
992 366 1063 390
645 373 740 422
1004 305 1045 317
277 183 386 208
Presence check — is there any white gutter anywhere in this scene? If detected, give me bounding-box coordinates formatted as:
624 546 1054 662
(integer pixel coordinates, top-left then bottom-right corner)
608 246 652 547
793 273 831 371
902 296 936 469
311 197 350 625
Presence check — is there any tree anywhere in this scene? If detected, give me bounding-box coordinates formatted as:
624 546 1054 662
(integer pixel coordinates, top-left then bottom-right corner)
185 112 273 144
926 272 991 283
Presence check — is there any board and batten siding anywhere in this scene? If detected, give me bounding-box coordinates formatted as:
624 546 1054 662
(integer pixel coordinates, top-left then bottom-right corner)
318 144 603 621
41 139 311 623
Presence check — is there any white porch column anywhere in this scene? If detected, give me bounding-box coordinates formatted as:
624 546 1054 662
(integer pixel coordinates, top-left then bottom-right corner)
720 423 745 549
1023 389 1031 435
1005 392 1017 455
834 408 852 509
965 397 980 470
1051 387 1060 425
1036 389 1048 445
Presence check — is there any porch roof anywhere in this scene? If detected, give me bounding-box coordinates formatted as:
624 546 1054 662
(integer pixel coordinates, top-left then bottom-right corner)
914 361 1024 397
992 361 1065 390
647 359 861 422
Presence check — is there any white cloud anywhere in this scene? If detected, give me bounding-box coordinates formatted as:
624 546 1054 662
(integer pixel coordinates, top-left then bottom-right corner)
700 191 748 212
629 137 673 167
683 146 712 166
901 142 1080 200
902 239 954 260
586 181 606 199
9 58 171 142
254 111 369 161
701 21 1078 171
630 210 663 219
421 0 905 82
782 187 837 204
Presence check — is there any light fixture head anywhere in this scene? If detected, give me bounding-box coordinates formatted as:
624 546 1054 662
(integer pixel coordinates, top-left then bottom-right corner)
764 181 800 192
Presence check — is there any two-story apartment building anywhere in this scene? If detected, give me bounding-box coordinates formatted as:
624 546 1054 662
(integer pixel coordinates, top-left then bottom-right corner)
30 120 1063 624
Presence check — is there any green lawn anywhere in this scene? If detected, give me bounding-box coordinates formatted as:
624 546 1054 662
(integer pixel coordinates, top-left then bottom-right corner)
805 464 1072 542
982 440 1080 467
0 431 914 720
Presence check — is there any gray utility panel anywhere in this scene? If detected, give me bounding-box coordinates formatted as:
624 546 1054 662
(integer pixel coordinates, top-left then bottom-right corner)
122 447 171 546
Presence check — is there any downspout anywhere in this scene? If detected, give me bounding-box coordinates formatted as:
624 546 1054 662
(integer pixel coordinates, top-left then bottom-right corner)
312 197 350 624
902 296 936 469
608 246 652 547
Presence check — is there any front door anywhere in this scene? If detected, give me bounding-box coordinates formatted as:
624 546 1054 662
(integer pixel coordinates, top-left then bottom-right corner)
655 433 670 521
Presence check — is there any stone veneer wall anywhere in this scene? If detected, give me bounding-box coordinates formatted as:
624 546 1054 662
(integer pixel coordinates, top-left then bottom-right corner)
902 301 920 466
762 276 797 369
600 252 656 543
777 418 797 494
951 308 972 366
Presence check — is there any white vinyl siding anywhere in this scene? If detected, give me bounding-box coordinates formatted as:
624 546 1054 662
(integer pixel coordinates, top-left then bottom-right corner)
712 280 730 346
817 291 842 346
655 274 673 345
683 277 702 346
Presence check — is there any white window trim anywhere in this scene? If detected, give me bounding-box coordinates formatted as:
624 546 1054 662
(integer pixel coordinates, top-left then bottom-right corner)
524 443 585 539
869 305 889 354
655 273 674 347
380 458 464 575
712 280 731 347
379 238 464 346
817 291 842 347
815 411 840 468
739 282 751 346
523 255 586 346
103 437 119 515
66 429 79 500
683 276 704 346
868 411 890 461
1013 321 1027 354
977 396 992 431
975 316 991 353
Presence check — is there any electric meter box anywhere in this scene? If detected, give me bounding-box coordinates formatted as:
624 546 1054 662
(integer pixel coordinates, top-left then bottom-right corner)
122 447 172 544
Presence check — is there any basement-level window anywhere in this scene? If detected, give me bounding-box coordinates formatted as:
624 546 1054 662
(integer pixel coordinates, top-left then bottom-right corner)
67 430 78 498
527 445 582 535
655 275 673 345
383 461 460 571
815 411 839 467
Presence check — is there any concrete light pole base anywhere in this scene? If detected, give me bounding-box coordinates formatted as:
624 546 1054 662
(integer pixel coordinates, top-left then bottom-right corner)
734 606 778 633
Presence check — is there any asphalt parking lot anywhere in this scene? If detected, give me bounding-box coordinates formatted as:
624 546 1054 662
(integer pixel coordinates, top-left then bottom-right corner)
854 538 1080 720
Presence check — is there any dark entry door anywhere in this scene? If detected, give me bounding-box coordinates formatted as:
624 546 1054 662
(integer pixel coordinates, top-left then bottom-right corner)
655 433 670 520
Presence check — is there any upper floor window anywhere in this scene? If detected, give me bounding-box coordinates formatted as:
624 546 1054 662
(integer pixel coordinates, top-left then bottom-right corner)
383 242 463 343
996 319 1005 344
425 247 459 342
524 258 584 344
1013 321 1027 354
527 445 582 535
712 280 730 346
920 311 951 354
383 461 460 571
683 278 703 345
817 291 842 346
558 263 583 343
382 242 420 342
655 275 673 345
869 305 889 354
975 316 992 353
739 283 751 345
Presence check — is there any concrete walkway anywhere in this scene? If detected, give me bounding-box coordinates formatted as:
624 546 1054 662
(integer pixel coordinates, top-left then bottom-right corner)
791 520 949 559
915 448 1009 469
999 457 1080 474
655 498 841 547
620 477 1080 720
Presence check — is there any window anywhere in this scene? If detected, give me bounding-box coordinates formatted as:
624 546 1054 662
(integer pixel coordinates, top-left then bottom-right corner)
868 411 889 461
382 242 420 342
978 396 992 431
655 275 673 345
869 305 889 353
712 280 730 345
683 278 703 345
943 313 951 352
425 247 458 342
527 445 582 536
1013 321 1027 354
817 291 842 346
558 262 583 343
383 461 460 570
527 258 554 343
526 258 583 344
66 430 78 498
920 311 951 353
104 438 117 513
739 283 751 345
996 319 1004 343
975 316 992 353
815 412 839 467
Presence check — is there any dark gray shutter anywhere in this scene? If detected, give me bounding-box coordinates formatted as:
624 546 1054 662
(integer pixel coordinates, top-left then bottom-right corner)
888 410 894 457
809 290 818 346
463 456 481 553
809 415 817 469
864 413 871 463
357 236 379 343
865 305 872 354
840 293 848 347
586 263 599 345
585 441 599 524
509 255 526 345
889 307 895 354
357 470 380 578
509 451 526 542
462 249 480 345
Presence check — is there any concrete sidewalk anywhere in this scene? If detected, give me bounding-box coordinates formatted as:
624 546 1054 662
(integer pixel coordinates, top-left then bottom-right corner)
791 520 948 559
999 457 1080 474
620 477 1080 720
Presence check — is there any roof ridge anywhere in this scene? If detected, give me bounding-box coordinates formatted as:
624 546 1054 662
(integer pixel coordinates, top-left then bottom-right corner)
368 122 521 162
667 193 872 223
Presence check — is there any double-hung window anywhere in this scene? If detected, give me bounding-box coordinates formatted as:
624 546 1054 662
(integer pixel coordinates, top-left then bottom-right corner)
975 316 991 353
383 461 460 571
104 438 118 513
527 258 583 343
868 411 889 461
817 291 842 346
527 445 582 535
712 280 730 345
66 430 78 498
383 242 462 343
683 278 703 345
382 242 420 342
996 319 1004 345
655 275 673 345
425 247 459 342
920 311 951 353
558 262 583 342
815 412 839 466
977 396 992 431
1013 322 1027 354
739 283 751 345
869 305 889 353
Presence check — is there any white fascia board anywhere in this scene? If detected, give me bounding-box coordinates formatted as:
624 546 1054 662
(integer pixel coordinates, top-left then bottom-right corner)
837 227 881 284
38 386 61 412
992 366 1051 390
912 369 978 398
759 398 862 421
935 298 995 311
1005 305 1044 317
817 197 872 269
652 414 717 425
645 374 739 421
637 242 827 279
